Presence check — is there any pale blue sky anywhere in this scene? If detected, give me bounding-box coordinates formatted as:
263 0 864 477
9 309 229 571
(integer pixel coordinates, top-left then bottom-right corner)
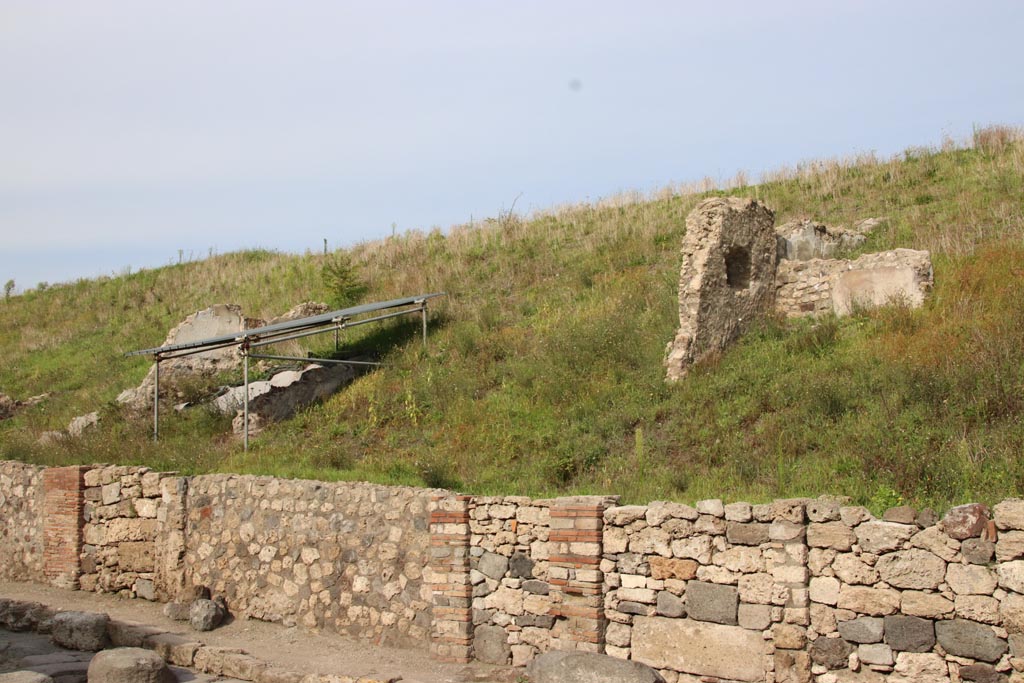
2 1 1022 292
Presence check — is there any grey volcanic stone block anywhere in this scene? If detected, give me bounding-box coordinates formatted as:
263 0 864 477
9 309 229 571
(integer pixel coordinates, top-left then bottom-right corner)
522 580 549 595
526 650 664 683
508 551 534 579
838 616 883 644
189 599 224 632
963 538 996 564
959 663 1008 683
884 615 935 653
809 637 854 670
685 581 737 625
474 624 510 665
935 619 1007 663
50 611 109 651
656 591 685 618
87 647 174 683
726 522 771 546
477 551 509 580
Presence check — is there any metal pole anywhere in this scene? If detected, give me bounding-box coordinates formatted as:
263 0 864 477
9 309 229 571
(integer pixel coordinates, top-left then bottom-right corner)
153 358 160 441
243 350 249 452
421 302 428 348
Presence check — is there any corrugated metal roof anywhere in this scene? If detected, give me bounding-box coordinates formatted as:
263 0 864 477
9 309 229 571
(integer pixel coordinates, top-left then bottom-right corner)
126 292 445 357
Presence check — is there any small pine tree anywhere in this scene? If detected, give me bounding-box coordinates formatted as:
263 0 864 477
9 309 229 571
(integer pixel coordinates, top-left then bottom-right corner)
321 252 368 309
3 280 13 300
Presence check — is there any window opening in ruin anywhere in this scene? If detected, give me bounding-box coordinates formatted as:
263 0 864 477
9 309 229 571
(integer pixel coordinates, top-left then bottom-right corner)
725 246 752 290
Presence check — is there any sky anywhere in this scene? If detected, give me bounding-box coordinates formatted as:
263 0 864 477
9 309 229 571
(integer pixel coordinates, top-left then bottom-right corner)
2 1 1022 293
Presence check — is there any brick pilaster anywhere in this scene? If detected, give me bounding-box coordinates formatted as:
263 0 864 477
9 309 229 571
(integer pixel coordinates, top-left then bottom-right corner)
429 494 474 663
42 466 89 589
547 496 613 652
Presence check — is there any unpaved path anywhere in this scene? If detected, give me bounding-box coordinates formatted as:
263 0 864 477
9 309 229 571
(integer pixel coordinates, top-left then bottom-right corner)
0 582 516 683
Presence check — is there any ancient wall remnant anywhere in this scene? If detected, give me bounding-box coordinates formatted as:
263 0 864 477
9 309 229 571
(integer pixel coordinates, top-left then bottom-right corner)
667 202 933 380
0 460 45 582
776 248 934 318
665 198 778 381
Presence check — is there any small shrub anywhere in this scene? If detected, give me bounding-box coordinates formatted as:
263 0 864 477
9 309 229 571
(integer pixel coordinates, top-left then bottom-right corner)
321 251 368 308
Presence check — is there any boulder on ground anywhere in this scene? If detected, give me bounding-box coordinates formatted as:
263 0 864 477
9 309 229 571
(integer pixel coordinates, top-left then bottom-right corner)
50 611 109 651
189 598 226 631
87 647 174 683
526 650 664 683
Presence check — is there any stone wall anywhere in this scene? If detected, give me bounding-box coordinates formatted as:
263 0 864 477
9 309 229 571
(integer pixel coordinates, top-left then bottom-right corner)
0 460 44 582
79 465 174 599
8 459 1024 681
181 474 436 647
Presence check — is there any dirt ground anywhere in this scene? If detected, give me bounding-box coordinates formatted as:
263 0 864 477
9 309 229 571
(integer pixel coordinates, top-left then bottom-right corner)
0 581 518 683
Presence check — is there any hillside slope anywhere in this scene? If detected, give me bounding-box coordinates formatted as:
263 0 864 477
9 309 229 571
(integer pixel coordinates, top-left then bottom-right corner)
1 127 1022 511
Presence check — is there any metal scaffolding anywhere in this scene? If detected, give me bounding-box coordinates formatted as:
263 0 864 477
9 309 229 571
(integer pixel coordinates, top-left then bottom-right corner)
126 293 445 449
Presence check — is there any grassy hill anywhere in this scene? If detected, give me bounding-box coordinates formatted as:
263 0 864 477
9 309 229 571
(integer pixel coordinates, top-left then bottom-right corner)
2 126 1022 512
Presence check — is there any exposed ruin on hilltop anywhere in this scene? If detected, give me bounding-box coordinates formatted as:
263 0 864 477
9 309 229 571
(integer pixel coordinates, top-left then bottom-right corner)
666 198 933 380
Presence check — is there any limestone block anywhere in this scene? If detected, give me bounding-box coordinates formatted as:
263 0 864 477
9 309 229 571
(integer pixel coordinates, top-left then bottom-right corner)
957 595 1001 624
526 650 663 683
738 573 775 604
118 542 156 573
909 526 960 562
855 521 916 554
605 506 648 526
714 546 764 573
890 652 948 683
1001 593 1024 634
874 549 946 590
649 557 697 581
899 590 954 619
998 532 1024 562
836 586 900 616
948 564 998 596
808 522 856 551
830 249 933 316
737 604 771 631
832 554 879 585
631 616 765 682
995 499 1024 531
999 561 1024 593
858 643 893 666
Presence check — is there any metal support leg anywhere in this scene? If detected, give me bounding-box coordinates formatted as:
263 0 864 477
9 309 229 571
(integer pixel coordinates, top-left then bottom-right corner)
153 358 160 442
421 302 428 348
243 351 249 451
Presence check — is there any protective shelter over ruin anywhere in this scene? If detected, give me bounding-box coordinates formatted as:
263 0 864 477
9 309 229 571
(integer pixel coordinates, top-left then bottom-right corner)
126 293 445 448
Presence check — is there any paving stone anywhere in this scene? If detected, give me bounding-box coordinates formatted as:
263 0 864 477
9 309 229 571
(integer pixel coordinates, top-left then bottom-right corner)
49 612 109 651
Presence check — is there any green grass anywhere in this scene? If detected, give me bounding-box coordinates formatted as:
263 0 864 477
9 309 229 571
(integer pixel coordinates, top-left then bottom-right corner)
2 126 1023 513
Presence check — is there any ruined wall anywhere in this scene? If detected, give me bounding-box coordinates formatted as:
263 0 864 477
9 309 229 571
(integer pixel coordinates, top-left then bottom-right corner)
79 465 175 599
775 249 934 319
0 461 45 582
181 474 436 646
